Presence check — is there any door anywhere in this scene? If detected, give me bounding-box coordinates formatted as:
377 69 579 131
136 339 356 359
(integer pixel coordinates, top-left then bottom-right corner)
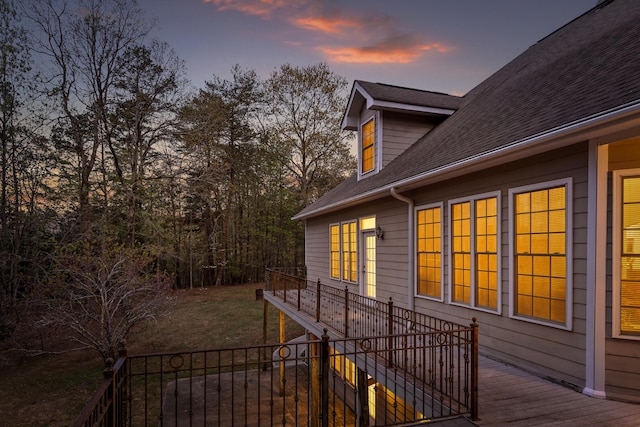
362 231 377 298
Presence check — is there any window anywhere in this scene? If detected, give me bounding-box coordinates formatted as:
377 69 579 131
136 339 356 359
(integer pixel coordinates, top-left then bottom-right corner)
361 118 376 174
342 221 357 282
450 194 500 311
330 224 340 279
330 221 358 282
613 170 640 339
510 179 572 328
416 204 442 299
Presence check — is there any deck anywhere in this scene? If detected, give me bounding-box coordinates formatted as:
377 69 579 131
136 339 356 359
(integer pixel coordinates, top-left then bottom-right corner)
472 356 640 426
264 272 640 426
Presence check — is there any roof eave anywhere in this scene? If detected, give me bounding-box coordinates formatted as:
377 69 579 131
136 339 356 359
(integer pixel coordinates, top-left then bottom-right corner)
296 100 640 221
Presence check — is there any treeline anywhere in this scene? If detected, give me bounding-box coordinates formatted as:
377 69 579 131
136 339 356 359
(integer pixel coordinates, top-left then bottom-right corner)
0 0 355 344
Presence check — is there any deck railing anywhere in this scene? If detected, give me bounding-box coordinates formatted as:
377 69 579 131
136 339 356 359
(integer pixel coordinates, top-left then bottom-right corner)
265 268 478 420
72 268 478 425
73 329 476 426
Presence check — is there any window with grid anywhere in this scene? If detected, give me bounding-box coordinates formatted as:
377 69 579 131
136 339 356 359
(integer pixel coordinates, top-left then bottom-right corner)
361 118 375 174
513 184 568 325
342 221 357 283
450 195 499 310
417 205 442 298
615 172 640 338
451 202 472 303
330 224 340 279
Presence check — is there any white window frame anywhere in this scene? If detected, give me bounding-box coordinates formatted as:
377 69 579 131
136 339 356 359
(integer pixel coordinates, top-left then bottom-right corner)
414 202 444 302
357 112 382 180
508 178 573 330
448 191 502 314
612 168 640 340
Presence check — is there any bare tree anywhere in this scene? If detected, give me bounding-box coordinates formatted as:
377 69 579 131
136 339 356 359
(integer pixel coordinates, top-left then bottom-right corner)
36 241 173 362
263 63 355 207
27 0 151 231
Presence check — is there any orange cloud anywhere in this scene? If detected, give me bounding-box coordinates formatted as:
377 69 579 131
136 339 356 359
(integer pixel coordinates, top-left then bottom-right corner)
202 0 451 65
293 16 362 35
319 36 451 64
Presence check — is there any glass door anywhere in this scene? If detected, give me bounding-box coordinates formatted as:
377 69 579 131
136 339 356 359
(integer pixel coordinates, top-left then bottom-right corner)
362 231 377 298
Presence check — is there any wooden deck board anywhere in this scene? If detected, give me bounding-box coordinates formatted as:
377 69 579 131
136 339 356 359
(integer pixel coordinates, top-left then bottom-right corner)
475 356 640 426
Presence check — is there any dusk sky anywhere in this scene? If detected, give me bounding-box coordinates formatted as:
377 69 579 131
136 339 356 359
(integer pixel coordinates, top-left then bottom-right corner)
137 0 598 96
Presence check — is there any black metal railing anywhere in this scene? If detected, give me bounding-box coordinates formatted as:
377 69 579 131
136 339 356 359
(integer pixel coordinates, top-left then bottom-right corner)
73 326 477 426
265 269 471 337
72 347 128 427
73 268 478 425
264 268 478 420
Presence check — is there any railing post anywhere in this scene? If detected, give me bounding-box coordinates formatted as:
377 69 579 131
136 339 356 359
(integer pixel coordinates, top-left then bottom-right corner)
471 318 479 421
103 358 115 427
297 277 302 311
316 279 321 322
387 298 394 368
344 286 349 338
117 343 128 427
320 329 330 427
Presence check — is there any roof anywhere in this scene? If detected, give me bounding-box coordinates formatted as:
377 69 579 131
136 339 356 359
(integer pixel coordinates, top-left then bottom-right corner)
341 81 462 130
296 0 640 220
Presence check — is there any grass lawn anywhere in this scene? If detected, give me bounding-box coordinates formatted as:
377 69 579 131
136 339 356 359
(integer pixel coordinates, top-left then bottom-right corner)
0 283 305 426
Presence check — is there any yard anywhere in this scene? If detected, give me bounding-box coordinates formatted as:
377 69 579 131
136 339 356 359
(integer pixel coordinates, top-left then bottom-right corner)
0 284 304 426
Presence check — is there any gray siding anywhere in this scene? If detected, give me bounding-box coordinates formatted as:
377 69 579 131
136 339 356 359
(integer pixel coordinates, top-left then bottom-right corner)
305 142 592 391
381 112 436 167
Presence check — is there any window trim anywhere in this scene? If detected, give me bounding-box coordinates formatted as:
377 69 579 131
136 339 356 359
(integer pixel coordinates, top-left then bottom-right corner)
414 202 444 302
358 113 381 180
329 219 359 284
448 191 502 314
508 178 573 330
612 168 640 340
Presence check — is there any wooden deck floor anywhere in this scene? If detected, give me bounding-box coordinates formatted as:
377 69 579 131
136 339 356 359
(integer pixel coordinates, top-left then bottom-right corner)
470 355 640 426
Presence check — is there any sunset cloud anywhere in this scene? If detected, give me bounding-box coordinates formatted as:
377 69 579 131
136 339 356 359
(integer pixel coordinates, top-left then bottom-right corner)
292 16 362 35
203 0 451 65
319 36 451 64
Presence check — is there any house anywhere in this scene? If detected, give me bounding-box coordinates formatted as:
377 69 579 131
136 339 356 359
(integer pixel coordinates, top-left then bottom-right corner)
292 0 640 404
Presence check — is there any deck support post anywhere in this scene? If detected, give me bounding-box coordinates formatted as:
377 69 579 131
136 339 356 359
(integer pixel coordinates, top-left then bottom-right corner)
320 330 330 427
356 367 370 426
310 334 320 427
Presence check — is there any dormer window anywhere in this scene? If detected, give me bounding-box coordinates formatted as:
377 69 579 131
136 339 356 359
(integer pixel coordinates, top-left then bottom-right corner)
361 117 376 175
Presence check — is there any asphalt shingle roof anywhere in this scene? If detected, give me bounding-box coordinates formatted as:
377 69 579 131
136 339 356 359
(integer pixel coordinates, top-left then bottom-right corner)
354 81 463 111
296 0 640 220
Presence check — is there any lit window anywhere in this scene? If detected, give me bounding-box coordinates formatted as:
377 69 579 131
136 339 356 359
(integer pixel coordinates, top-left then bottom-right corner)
361 118 375 174
614 171 640 338
416 204 442 299
511 180 570 326
330 224 340 279
450 194 500 310
341 221 357 282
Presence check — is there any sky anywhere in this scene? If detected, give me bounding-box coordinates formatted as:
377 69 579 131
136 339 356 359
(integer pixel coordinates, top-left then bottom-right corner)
138 0 597 96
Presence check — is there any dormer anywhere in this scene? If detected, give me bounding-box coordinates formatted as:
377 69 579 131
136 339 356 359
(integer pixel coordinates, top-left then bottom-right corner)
342 81 462 180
